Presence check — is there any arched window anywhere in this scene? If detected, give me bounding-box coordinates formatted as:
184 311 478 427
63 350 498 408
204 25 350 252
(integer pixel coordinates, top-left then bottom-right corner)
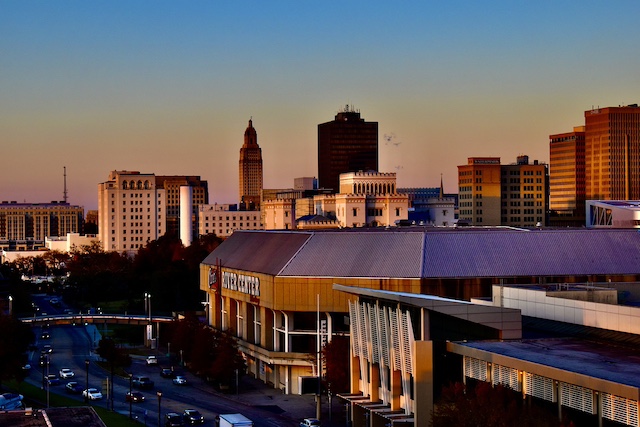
130 180 136 189
122 181 128 190
137 180 142 190
144 180 150 189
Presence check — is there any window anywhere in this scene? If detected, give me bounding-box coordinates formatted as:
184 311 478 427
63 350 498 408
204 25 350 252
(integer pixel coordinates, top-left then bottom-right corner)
395 208 400 216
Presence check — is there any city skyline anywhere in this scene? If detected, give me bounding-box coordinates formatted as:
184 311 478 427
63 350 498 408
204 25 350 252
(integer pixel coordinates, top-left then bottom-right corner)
2 1 640 211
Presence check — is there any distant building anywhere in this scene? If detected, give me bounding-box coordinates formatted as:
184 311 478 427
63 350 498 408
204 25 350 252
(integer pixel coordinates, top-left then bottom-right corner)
198 203 262 238
155 175 208 239
457 156 548 227
399 178 458 226
0 201 84 251
46 232 98 252
97 170 166 253
318 105 378 192
549 126 586 226
239 119 263 210
294 177 317 191
585 104 640 201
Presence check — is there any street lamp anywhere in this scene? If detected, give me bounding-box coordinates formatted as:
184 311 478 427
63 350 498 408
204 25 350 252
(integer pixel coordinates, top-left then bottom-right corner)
156 390 162 427
85 359 90 403
129 373 133 419
8 295 12 317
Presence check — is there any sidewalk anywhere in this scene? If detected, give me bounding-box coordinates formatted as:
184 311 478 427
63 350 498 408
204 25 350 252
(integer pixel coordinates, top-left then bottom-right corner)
203 375 347 427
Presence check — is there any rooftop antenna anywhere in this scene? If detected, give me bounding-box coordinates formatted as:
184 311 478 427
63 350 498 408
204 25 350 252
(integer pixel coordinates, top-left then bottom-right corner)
63 166 68 203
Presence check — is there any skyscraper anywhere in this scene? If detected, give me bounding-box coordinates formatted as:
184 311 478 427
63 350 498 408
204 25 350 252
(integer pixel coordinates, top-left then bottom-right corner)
238 119 263 210
549 126 585 226
585 105 640 200
317 105 378 192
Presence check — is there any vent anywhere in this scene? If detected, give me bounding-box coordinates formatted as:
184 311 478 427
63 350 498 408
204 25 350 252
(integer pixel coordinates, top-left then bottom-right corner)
464 357 488 382
523 373 555 402
601 392 639 426
560 383 595 415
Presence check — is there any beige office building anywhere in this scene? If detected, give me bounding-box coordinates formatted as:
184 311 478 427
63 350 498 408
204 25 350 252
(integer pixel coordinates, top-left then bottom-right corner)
97 170 166 253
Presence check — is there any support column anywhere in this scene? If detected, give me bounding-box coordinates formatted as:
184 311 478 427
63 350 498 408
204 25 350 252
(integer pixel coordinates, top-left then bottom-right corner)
350 354 360 394
390 368 402 410
413 341 433 427
369 363 380 402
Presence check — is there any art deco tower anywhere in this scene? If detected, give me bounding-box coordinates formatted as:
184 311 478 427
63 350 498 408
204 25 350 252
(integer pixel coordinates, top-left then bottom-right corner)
239 119 263 210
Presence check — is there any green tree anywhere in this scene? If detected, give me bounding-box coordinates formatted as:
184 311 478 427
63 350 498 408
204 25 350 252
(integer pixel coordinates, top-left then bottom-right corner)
0 314 34 391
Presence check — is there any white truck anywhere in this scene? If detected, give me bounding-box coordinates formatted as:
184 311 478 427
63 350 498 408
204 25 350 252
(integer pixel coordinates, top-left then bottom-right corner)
217 413 253 427
0 393 24 410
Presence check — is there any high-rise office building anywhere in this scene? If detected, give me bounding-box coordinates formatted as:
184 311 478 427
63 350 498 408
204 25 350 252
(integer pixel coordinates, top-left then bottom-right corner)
549 126 585 226
98 170 166 253
318 105 378 192
585 105 640 201
238 119 263 210
458 156 548 227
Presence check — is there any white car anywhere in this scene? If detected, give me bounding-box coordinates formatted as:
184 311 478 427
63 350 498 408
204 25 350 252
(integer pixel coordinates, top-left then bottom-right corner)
172 375 187 385
83 388 103 400
59 368 74 379
145 355 158 365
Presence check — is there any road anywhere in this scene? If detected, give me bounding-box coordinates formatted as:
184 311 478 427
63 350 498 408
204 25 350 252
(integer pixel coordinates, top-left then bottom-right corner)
25 295 298 427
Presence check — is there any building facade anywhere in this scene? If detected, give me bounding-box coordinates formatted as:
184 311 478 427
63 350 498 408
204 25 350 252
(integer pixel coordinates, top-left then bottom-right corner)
198 204 263 238
457 157 502 225
155 175 208 239
200 228 640 401
97 171 166 253
0 202 84 251
239 119 263 210
549 126 586 226
458 156 548 227
585 104 640 201
318 105 378 192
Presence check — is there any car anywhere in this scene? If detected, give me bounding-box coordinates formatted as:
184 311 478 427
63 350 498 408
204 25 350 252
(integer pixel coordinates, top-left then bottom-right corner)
125 391 145 403
82 388 103 400
21 364 31 371
49 298 60 306
300 418 321 427
172 375 187 386
65 382 84 394
160 368 176 378
132 375 154 389
165 412 184 427
183 409 204 425
146 355 158 365
39 355 48 366
40 332 50 340
46 375 60 386
59 368 74 379
41 345 53 354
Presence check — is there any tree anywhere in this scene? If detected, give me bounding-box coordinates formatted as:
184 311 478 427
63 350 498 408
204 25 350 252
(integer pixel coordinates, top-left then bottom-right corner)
322 335 350 394
96 337 132 409
0 314 34 391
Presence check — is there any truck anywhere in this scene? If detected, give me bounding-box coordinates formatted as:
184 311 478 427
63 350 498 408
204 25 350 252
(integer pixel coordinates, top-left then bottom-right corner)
217 413 253 427
0 393 24 410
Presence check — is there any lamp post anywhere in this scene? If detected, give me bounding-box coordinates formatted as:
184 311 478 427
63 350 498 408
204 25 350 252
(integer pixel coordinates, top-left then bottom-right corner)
45 355 50 408
129 373 133 419
85 359 90 403
156 390 162 427
8 295 12 317
145 292 152 347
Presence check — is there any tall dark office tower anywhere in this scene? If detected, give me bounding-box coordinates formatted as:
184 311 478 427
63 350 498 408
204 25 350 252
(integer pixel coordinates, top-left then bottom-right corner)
239 119 263 210
318 105 378 192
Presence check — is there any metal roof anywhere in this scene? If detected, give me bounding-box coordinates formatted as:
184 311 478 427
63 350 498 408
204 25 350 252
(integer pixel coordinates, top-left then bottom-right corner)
202 228 640 279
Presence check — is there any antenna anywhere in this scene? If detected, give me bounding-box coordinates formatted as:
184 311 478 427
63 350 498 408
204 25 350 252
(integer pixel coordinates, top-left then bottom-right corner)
63 166 68 203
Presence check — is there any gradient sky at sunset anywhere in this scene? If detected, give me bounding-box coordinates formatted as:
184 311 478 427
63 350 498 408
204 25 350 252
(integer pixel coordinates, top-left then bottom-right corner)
2 1 640 211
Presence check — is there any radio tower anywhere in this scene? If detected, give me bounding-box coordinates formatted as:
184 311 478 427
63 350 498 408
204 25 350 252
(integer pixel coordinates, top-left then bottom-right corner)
63 166 68 203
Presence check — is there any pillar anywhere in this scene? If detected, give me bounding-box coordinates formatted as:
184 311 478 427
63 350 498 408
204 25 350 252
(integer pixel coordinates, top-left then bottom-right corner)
413 341 433 427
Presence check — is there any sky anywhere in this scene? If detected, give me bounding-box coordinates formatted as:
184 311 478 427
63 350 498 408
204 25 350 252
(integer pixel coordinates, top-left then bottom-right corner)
2 1 640 211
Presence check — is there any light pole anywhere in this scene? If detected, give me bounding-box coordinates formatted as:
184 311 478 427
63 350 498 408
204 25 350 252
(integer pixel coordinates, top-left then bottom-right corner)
145 292 152 347
45 355 50 408
156 390 162 427
129 373 133 419
8 295 12 317
85 359 90 403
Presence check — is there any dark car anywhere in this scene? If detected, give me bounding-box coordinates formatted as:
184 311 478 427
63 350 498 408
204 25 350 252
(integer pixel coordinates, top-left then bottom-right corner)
125 391 145 403
183 409 204 425
160 368 176 378
46 375 60 386
165 412 183 427
65 381 84 394
40 332 50 340
132 375 154 389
